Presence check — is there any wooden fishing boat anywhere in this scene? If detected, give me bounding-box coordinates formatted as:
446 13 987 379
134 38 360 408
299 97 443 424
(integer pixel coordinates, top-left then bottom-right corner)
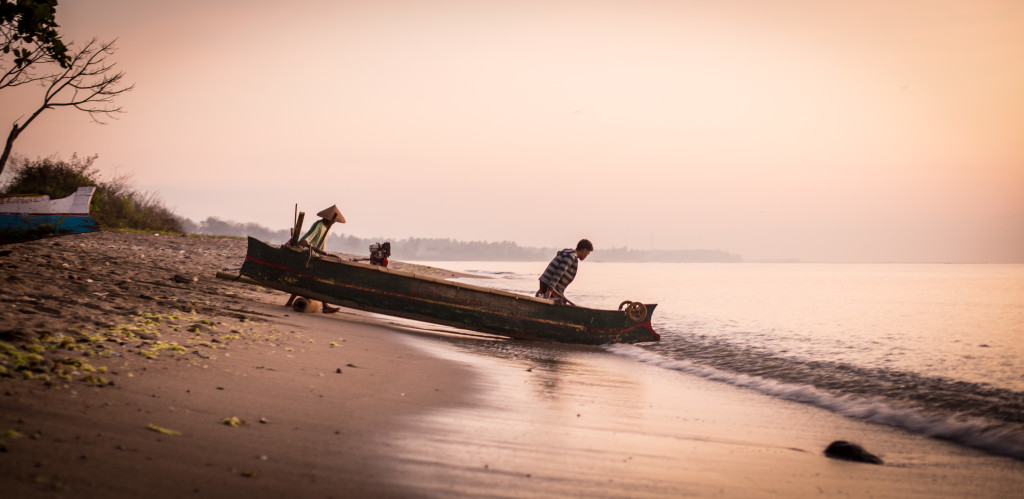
239 237 660 344
0 186 99 244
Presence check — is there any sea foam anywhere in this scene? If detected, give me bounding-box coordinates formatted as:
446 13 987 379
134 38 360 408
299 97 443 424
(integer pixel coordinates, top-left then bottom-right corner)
607 344 1024 461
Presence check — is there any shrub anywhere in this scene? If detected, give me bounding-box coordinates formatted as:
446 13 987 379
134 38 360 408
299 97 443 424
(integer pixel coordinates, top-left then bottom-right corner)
1 154 183 233
1 154 95 198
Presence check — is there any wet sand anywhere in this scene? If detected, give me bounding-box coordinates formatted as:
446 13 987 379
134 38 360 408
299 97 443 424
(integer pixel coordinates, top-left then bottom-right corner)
2 231 1023 497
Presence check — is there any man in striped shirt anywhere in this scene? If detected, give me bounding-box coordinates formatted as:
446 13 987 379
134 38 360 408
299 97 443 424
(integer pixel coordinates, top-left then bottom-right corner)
536 239 593 304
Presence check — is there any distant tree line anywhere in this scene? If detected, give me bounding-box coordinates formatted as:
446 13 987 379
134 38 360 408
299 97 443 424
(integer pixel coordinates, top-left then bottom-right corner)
185 217 743 262
3 155 741 262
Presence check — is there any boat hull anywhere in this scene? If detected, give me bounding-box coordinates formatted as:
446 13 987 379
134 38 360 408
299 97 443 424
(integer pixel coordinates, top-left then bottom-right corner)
0 187 99 244
240 237 660 344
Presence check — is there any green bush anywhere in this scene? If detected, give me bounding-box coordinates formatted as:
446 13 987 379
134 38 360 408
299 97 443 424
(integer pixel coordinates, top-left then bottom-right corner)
1 154 183 233
1 154 95 198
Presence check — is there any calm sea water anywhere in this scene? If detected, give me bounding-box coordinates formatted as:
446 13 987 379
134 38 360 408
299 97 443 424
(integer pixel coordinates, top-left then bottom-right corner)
416 261 1024 460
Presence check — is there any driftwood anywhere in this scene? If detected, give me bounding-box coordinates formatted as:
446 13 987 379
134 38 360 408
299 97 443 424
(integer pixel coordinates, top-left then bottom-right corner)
215 271 261 286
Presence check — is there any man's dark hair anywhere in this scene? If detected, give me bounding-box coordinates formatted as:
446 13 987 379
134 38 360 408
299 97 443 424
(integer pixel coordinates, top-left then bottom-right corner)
576 239 594 251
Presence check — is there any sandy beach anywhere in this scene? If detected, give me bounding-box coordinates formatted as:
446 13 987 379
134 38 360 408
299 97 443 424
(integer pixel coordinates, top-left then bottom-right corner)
2 231 1023 498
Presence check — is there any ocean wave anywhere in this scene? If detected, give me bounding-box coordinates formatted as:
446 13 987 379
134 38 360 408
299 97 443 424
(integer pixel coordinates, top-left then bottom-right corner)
607 344 1024 461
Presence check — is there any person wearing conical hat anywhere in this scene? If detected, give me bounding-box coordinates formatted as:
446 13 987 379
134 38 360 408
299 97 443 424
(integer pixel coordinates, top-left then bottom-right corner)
297 204 345 252
290 204 345 313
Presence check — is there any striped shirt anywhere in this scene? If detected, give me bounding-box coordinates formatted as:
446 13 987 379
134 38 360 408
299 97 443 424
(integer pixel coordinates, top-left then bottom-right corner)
539 248 579 294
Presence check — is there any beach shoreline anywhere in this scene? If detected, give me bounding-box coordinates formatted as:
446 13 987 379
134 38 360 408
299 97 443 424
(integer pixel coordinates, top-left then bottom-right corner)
0 231 481 497
2 231 1022 497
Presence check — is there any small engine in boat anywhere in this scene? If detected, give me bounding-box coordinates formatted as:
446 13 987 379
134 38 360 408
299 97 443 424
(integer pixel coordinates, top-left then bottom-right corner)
369 242 391 267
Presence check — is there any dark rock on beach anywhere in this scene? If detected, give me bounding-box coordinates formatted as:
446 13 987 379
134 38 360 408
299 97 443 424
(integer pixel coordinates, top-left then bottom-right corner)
824 440 884 464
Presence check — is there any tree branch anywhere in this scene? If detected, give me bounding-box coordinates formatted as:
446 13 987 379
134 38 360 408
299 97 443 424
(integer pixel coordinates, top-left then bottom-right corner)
33 38 134 124
0 43 47 88
1 37 133 174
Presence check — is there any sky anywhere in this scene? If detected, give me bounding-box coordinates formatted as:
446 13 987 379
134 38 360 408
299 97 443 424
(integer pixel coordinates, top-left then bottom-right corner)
2 0 1022 262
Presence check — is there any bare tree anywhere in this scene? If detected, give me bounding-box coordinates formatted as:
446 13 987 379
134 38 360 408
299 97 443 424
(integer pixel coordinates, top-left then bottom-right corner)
0 37 133 175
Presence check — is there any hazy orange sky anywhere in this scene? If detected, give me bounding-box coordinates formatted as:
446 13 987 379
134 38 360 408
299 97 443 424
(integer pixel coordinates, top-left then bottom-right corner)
2 0 1022 262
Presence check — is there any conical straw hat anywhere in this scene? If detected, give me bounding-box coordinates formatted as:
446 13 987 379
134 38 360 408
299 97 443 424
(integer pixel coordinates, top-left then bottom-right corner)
316 205 345 223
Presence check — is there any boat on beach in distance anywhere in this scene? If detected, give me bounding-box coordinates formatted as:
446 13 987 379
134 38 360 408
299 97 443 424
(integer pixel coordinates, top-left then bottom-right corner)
238 237 661 345
0 186 100 244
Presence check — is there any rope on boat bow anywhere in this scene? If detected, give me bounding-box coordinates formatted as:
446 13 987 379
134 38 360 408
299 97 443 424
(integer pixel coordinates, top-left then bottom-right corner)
618 300 648 322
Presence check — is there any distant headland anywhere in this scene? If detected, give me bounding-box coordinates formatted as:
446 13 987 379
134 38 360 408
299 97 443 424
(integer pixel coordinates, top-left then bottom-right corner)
184 217 743 263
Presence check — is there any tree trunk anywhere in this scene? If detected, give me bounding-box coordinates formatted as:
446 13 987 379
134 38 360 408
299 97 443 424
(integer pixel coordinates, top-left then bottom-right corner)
0 123 21 179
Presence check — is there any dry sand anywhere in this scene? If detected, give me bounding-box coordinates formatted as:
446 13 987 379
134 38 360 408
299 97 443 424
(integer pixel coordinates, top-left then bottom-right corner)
1 231 1023 498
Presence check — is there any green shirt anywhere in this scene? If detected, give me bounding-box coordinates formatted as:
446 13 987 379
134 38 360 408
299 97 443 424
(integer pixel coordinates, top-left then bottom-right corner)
299 219 330 250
